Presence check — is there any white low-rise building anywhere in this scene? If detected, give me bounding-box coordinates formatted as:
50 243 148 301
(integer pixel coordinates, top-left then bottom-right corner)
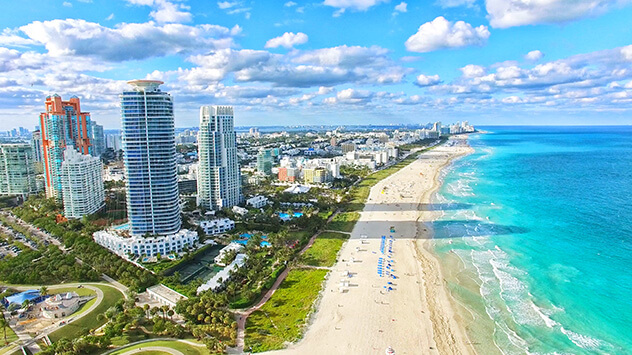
198 253 247 294
199 218 235 235
41 292 82 319
93 228 198 257
246 195 269 208
214 242 245 265
232 206 248 216
146 284 188 308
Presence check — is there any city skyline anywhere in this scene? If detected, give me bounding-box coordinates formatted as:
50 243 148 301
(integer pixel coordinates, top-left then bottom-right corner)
1 1 632 131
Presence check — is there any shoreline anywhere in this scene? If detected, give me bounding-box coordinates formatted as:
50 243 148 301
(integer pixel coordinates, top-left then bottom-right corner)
413 137 476 355
263 135 476 355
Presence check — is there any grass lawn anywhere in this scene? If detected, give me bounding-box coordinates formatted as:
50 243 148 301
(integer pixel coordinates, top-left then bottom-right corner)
0 325 19 347
47 284 124 343
49 287 95 297
300 232 349 267
109 329 153 346
245 268 328 352
110 340 209 355
327 212 360 233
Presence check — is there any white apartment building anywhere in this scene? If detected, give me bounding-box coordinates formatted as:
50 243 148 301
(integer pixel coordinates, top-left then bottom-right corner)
199 218 235 235
197 105 241 210
246 195 269 208
61 148 105 218
93 228 198 257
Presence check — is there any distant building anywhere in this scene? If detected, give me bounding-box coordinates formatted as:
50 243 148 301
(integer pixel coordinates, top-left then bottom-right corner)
93 228 198 257
105 134 122 151
199 218 235 235
121 80 181 236
341 143 356 153
246 195 268 208
256 148 273 175
178 179 197 194
60 148 105 218
31 130 43 162
197 105 241 210
39 94 93 201
0 144 38 196
278 167 297 182
90 122 105 156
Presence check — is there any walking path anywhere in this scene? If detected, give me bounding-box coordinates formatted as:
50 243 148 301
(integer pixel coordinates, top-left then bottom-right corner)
118 346 184 355
230 210 340 353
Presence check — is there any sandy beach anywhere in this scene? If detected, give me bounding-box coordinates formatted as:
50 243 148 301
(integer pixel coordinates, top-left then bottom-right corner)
265 135 475 355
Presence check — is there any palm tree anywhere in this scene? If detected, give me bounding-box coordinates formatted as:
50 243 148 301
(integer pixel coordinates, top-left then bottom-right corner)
0 314 8 345
39 286 48 298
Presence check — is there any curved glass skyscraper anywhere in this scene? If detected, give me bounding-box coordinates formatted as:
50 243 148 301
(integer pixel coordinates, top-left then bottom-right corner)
197 105 241 210
120 80 181 236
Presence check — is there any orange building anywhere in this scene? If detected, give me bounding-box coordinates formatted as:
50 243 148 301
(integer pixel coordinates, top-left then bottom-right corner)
39 94 92 200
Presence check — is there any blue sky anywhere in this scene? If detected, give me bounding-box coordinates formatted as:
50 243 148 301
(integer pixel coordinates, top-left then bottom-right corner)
1 0 632 130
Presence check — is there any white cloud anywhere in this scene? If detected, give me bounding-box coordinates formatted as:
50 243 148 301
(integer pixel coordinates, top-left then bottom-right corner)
17 19 237 61
178 45 409 88
437 0 476 8
461 64 486 78
622 45 632 61
265 32 309 49
324 0 388 15
394 2 407 12
126 0 192 23
415 74 441 87
218 1 251 18
105 13 115 21
405 17 490 53
485 0 632 28
217 1 238 9
151 1 192 23
293 45 389 68
325 88 374 104
284 1 297 6
525 50 544 61
63 2 72 7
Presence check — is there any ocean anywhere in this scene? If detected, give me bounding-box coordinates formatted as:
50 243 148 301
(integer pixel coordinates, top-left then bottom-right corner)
431 126 632 354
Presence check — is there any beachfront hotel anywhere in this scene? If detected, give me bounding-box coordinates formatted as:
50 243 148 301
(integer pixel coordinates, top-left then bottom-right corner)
93 228 198 257
197 105 242 210
120 80 181 236
39 95 93 201
60 147 105 218
0 143 38 196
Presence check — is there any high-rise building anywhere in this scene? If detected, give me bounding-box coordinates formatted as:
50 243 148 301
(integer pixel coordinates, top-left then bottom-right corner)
197 105 241 210
121 80 181 236
60 148 105 218
31 129 43 162
105 134 122 151
39 94 93 201
256 148 273 175
90 122 105 157
0 144 38 196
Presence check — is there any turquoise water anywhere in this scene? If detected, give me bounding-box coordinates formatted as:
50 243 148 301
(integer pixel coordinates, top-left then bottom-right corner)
433 126 632 354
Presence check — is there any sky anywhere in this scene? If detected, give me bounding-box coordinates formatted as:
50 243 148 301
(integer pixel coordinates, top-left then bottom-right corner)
1 0 632 130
